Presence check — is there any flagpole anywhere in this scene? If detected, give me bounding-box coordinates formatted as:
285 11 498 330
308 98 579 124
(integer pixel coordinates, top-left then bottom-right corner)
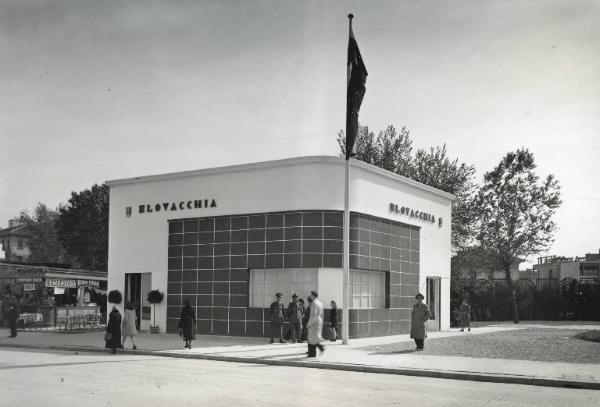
342 157 350 345
342 13 354 346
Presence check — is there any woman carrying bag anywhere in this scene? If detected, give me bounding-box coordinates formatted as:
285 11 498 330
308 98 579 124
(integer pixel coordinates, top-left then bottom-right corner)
178 300 196 350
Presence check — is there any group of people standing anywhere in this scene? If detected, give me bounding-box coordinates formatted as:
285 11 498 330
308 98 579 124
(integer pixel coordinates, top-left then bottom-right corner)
269 291 338 358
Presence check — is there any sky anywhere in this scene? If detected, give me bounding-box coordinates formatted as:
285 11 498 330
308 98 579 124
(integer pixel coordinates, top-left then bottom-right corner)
1 0 599 262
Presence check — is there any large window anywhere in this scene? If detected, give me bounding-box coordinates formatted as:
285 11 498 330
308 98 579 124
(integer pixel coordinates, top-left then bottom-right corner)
350 269 385 309
249 268 318 308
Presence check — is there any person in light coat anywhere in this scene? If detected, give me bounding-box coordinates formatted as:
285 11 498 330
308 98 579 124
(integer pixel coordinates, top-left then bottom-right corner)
306 290 325 357
410 293 431 351
121 302 138 350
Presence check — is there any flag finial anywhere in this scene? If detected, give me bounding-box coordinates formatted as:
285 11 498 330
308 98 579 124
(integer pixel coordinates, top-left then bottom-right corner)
348 14 354 19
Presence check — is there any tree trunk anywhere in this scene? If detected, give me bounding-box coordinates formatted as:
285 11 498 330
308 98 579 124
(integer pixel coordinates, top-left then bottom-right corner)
506 264 519 324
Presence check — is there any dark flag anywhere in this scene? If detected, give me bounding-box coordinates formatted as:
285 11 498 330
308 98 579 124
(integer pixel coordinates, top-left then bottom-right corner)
346 15 368 160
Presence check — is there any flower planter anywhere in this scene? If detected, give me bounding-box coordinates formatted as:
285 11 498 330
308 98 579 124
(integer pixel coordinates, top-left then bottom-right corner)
150 326 160 334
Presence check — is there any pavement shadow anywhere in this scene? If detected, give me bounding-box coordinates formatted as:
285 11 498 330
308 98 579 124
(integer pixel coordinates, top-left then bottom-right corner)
370 349 417 355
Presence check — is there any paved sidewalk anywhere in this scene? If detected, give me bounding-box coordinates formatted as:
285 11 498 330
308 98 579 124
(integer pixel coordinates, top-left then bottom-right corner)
1 324 599 390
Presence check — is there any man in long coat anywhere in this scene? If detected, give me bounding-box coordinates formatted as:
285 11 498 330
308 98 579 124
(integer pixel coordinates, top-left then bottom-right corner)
269 292 286 344
6 301 18 338
178 300 196 349
410 293 431 351
307 291 324 357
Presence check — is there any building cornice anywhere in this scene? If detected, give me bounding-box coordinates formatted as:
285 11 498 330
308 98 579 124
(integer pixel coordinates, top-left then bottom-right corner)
106 155 456 201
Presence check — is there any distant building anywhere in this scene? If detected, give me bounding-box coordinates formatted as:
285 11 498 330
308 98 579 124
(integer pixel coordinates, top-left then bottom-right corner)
0 218 31 263
533 250 600 286
489 260 524 283
452 247 524 285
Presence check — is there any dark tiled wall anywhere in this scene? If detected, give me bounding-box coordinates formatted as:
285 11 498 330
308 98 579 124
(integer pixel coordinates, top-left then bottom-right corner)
166 210 419 338
348 213 420 337
167 211 344 336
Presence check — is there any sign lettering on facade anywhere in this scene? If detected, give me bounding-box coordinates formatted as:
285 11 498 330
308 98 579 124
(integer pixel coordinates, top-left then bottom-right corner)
125 199 217 217
389 203 443 227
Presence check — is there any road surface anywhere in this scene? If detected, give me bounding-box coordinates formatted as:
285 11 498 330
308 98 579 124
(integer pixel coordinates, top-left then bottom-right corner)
0 348 598 406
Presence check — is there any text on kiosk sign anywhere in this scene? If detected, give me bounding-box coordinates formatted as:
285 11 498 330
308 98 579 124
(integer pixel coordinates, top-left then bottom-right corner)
45 279 101 288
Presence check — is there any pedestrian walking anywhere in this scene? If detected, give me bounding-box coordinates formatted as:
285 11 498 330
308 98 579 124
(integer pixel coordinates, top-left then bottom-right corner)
6 302 18 338
299 298 308 343
105 306 122 354
178 300 196 349
410 293 431 351
269 292 286 344
121 302 138 349
459 299 471 332
287 293 303 343
328 300 341 341
307 291 324 357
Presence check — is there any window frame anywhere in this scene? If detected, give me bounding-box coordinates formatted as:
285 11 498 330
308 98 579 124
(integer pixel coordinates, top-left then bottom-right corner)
248 268 318 308
350 269 386 309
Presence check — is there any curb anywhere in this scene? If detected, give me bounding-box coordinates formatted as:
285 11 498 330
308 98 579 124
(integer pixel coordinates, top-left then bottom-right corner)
1 343 598 390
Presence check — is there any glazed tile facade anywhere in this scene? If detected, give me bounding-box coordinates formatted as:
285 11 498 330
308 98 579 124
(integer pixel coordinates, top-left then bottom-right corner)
166 210 420 338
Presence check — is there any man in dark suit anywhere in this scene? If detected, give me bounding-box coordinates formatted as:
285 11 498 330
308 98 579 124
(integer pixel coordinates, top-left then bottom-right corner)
269 292 286 344
287 293 303 343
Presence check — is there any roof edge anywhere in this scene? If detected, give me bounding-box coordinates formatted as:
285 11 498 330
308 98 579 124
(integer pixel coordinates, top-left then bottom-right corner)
352 159 456 201
106 155 456 201
105 155 340 187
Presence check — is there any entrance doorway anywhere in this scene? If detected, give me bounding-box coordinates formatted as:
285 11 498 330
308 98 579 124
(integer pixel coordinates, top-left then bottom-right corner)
426 277 441 332
124 273 152 331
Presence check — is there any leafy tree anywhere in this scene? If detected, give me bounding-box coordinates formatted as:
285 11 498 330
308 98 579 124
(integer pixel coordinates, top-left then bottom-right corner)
337 125 413 176
57 184 109 271
20 203 73 265
451 246 501 283
409 145 478 251
476 148 561 323
337 125 478 253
